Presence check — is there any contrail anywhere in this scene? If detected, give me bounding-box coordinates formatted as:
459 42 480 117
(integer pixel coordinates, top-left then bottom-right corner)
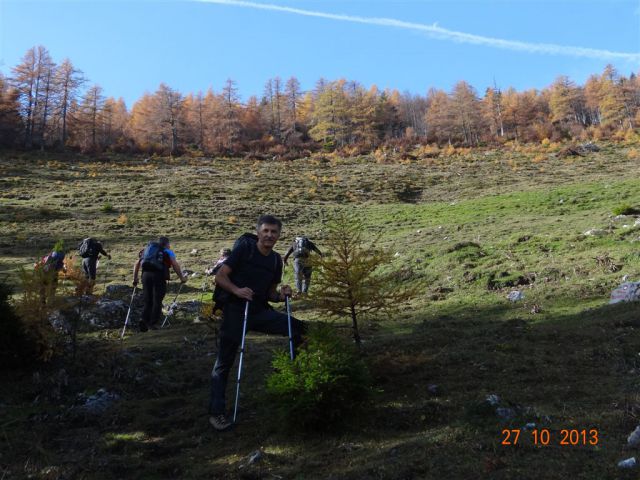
195 0 640 63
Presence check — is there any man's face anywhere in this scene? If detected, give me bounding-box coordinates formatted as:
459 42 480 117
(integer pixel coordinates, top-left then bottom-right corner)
257 223 281 249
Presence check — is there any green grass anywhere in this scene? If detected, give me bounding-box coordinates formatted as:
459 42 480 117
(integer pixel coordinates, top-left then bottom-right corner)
2 142 640 478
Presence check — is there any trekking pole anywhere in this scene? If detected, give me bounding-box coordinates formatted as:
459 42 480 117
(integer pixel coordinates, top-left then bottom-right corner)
233 301 250 424
121 286 137 339
196 278 208 321
285 295 295 361
161 281 186 328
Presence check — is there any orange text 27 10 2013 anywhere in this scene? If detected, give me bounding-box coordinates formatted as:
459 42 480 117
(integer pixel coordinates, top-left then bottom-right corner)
501 428 599 446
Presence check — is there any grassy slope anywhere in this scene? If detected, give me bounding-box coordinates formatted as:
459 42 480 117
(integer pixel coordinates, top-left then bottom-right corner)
2 142 640 478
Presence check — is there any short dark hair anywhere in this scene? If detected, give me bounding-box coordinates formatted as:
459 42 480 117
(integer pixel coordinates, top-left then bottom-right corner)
158 236 170 248
256 215 282 231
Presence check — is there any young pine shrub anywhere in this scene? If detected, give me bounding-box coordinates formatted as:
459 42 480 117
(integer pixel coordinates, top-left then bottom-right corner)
15 267 60 363
101 201 114 213
310 213 416 345
265 324 372 431
59 256 94 361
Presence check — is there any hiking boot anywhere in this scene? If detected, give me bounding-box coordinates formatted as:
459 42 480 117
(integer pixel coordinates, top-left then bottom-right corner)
139 322 148 333
148 323 159 330
209 414 232 431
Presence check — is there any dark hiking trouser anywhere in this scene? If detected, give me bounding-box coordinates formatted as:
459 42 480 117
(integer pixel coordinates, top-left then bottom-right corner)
141 270 167 327
208 303 306 415
293 257 312 293
82 257 98 280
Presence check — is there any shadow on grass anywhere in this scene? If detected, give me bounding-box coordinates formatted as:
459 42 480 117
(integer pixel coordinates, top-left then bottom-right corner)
4 298 640 479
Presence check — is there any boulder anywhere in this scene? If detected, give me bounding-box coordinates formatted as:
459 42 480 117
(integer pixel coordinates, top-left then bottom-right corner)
74 388 120 415
618 457 636 469
507 291 524 302
49 310 72 333
49 292 143 331
583 229 606 237
579 142 600 153
105 284 135 300
175 300 201 314
81 298 129 329
628 426 640 447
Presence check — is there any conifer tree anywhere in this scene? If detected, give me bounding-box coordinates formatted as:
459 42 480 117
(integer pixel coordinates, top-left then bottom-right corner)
599 65 632 129
311 213 415 345
425 88 455 145
0 74 22 147
54 59 85 148
284 76 301 133
451 81 482 146
549 76 580 125
219 78 241 152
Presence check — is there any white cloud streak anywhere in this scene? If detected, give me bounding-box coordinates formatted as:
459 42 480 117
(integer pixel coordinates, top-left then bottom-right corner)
195 0 640 63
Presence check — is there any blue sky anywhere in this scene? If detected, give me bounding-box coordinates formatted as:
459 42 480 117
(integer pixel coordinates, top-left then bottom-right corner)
1 0 639 108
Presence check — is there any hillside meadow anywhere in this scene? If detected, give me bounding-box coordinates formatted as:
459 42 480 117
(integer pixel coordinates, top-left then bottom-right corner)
2 141 640 479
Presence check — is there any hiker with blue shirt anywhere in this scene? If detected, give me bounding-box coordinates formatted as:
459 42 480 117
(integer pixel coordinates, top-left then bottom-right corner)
132 236 187 332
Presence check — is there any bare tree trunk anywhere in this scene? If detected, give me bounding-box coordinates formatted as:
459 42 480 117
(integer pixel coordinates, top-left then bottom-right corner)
350 303 361 346
39 67 54 150
198 97 204 150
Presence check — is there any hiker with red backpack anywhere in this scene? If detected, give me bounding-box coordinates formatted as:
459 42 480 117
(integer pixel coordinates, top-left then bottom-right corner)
77 238 111 294
35 242 67 305
283 235 323 297
208 215 307 431
132 236 187 332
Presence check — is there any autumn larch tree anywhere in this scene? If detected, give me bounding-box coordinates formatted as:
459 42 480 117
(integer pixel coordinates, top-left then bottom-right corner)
54 59 85 148
0 74 22 147
311 213 416 346
425 88 455 145
219 78 241 152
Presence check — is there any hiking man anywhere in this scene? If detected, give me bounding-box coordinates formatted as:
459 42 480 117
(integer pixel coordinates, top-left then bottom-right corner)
283 235 323 296
78 237 111 294
132 236 187 332
206 248 231 276
35 245 67 305
209 215 306 431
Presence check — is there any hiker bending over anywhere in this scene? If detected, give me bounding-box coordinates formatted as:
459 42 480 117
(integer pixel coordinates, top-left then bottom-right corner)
133 236 187 332
209 215 306 431
206 248 231 276
78 237 111 294
35 247 67 305
283 235 323 296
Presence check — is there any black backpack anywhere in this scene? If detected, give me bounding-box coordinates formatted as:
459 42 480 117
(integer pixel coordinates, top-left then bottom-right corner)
233 232 258 250
141 242 165 272
212 233 281 311
78 238 98 258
